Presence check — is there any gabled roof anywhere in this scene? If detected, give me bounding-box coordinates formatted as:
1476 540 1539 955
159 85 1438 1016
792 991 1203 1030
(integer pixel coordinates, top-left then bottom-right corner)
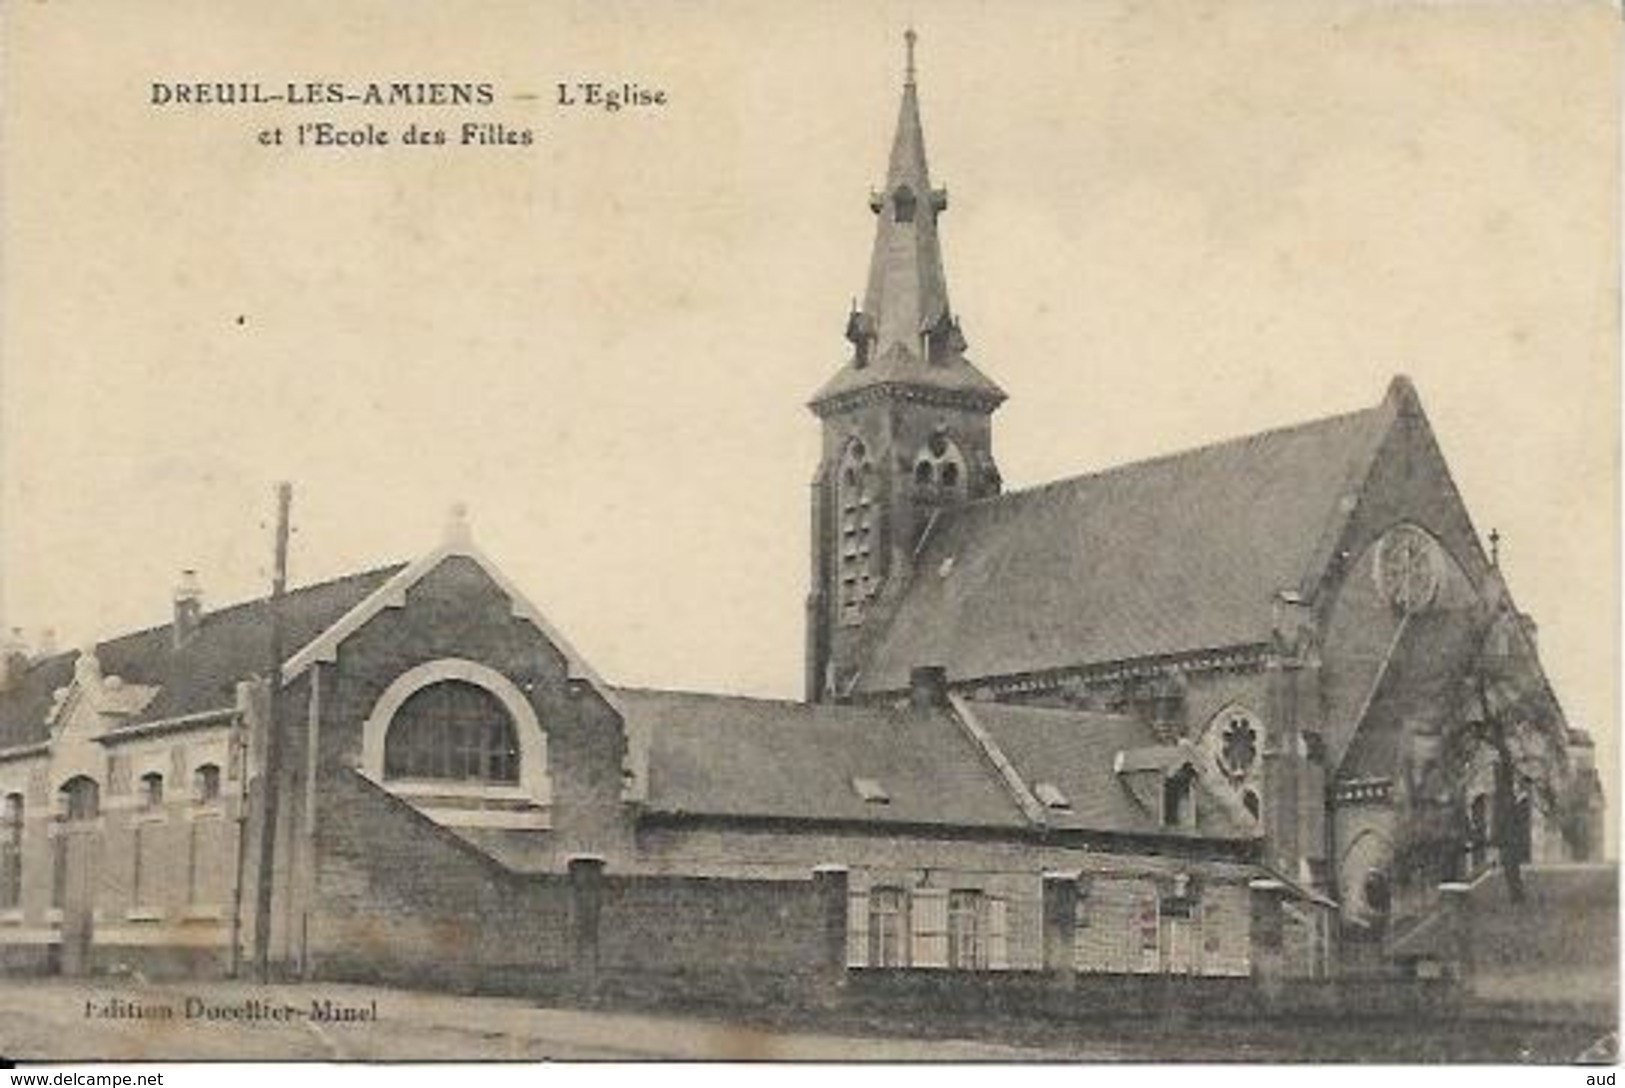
0 565 403 750
615 686 1251 842
618 687 1025 829
968 702 1252 840
856 387 1402 692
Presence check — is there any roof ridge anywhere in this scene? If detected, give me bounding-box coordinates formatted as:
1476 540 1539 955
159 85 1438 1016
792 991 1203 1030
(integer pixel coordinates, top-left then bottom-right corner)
92 561 409 650
957 400 1385 516
609 684 808 708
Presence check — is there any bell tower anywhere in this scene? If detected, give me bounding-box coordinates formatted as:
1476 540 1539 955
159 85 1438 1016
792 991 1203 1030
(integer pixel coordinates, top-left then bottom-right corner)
805 30 1006 702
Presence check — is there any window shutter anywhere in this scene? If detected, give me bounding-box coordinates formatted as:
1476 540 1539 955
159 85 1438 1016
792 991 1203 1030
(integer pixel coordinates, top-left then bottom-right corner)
987 897 1009 970
911 887 948 968
846 890 869 968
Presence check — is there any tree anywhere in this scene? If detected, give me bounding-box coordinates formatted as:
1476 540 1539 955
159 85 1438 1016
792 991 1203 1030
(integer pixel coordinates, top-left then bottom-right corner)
1442 598 1574 904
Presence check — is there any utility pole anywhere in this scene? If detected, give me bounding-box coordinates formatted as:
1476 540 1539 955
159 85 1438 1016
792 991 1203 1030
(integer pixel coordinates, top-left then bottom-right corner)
253 482 292 982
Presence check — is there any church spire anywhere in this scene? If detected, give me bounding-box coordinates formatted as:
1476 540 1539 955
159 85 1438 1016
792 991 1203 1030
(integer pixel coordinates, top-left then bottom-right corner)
805 32 1006 701
811 30 1004 412
864 28 951 366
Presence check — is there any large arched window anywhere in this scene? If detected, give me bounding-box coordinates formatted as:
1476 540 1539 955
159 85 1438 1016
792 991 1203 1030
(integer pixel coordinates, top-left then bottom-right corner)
836 438 877 624
384 680 521 785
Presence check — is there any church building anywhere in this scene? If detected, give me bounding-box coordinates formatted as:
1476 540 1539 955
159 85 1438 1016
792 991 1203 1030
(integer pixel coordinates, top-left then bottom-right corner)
0 37 1601 988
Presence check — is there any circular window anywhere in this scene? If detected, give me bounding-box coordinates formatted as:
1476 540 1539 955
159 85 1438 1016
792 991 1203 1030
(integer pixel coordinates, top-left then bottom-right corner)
1373 524 1442 615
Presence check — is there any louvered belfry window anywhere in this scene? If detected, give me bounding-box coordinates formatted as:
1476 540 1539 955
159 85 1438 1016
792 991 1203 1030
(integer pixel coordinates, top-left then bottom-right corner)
836 438 877 624
384 681 520 785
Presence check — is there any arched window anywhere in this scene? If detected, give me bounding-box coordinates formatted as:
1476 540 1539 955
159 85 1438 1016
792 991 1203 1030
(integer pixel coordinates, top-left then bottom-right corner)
836 438 877 624
0 794 21 910
1163 765 1196 828
60 776 99 822
193 764 221 805
384 680 521 785
139 772 164 812
892 185 917 223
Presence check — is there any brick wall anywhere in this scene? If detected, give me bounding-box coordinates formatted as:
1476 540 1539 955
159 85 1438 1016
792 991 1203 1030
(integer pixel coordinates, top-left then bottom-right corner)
596 873 826 973
0 725 242 978
311 556 632 863
306 768 571 987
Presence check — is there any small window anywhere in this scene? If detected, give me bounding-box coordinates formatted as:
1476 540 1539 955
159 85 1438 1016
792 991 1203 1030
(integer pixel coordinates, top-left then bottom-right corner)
868 887 909 967
1218 714 1260 778
1163 766 1195 827
940 462 960 488
193 764 222 805
914 460 934 486
1242 789 1261 821
892 186 917 223
60 776 99 822
1034 781 1071 810
947 890 984 969
852 777 890 805
1362 869 1392 916
139 772 164 811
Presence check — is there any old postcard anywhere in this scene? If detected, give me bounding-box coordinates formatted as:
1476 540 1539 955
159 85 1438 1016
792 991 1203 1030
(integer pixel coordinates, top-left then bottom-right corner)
0 0 1616 1065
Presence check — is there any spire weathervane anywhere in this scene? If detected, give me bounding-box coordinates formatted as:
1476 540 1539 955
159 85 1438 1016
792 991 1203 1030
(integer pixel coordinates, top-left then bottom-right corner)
904 27 918 87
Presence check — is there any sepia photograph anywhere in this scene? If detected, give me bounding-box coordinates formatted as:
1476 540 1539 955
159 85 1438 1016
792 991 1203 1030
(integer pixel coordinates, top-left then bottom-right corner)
0 0 1617 1066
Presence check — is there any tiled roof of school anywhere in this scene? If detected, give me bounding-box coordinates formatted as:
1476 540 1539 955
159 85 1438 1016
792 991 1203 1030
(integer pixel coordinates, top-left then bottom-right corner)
615 686 1252 841
855 385 1407 694
0 565 404 750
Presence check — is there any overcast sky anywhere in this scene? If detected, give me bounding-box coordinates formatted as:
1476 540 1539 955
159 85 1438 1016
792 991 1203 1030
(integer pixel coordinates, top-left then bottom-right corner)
3 1 1617 846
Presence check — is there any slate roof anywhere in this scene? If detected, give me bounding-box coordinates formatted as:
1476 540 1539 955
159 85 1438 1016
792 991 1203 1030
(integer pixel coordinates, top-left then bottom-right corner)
811 341 1007 409
968 702 1252 840
1333 608 1479 780
619 687 1024 829
0 565 403 750
857 394 1398 692
616 686 1251 841
809 61 1005 411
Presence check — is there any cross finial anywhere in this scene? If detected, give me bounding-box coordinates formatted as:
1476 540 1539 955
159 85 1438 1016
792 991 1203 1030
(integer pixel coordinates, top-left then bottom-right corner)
904 27 918 86
445 501 473 548
1489 527 1501 567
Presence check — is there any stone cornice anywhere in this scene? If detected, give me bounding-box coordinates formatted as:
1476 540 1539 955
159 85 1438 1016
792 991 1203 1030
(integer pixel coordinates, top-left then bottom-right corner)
809 381 1006 418
854 642 1274 702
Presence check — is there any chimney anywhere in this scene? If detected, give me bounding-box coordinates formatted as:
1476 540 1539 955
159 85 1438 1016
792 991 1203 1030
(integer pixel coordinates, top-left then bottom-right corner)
909 665 949 711
173 569 204 648
0 628 28 690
